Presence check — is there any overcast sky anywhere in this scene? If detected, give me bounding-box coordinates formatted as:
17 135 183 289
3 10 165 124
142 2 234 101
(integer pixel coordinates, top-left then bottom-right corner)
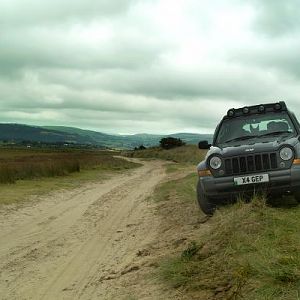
0 0 300 134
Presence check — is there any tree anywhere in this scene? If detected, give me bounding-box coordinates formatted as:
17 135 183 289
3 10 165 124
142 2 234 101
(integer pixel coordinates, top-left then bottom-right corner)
134 145 146 151
159 137 185 150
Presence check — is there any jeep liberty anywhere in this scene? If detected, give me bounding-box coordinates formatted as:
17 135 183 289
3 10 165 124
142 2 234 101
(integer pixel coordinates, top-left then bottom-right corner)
197 102 300 215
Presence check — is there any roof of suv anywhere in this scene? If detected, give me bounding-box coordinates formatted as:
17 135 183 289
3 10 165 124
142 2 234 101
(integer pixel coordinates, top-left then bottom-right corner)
223 101 288 120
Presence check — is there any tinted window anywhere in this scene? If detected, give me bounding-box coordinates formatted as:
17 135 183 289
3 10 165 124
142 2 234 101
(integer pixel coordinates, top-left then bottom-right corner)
216 112 295 145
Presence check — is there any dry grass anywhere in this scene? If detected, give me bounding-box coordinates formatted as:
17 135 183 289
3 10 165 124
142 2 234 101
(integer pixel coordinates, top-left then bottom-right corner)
124 145 207 165
0 148 138 184
0 148 141 206
156 174 300 300
126 144 300 299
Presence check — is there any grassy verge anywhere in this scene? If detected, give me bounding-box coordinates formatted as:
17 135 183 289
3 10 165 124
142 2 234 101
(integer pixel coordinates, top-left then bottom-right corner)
154 174 300 300
152 172 198 203
124 145 206 165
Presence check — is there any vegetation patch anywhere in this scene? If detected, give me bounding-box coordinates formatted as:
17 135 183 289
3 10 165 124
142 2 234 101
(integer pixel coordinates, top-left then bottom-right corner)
124 141 300 299
147 153 300 300
125 145 206 165
152 172 197 203
0 148 141 206
159 137 185 149
158 188 300 300
0 148 139 184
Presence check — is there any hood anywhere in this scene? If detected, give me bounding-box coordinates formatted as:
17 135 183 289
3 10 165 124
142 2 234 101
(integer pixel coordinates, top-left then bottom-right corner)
207 136 300 158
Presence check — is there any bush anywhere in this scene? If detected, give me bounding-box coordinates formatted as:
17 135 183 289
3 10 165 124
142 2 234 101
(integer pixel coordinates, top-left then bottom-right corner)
134 145 146 151
159 137 185 150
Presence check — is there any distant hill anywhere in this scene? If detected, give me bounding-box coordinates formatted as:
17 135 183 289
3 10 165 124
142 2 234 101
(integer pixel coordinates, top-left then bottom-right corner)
0 124 98 145
0 124 213 149
166 133 213 145
44 126 213 148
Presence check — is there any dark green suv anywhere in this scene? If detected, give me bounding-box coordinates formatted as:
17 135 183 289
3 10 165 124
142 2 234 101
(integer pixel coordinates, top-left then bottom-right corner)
197 102 300 215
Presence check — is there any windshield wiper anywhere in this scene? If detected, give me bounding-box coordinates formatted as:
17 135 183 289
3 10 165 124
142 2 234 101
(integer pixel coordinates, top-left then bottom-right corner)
224 135 259 143
259 131 292 137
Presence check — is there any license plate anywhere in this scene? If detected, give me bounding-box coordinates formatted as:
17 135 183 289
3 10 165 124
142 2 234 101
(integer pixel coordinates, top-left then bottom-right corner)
234 174 269 186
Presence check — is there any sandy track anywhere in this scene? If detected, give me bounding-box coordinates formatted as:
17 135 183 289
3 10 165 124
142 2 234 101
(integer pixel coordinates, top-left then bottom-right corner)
0 159 166 300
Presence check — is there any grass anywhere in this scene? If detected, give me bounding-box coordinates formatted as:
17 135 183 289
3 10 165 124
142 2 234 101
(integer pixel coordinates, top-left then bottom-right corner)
124 145 207 165
152 172 197 203
0 148 138 184
0 148 141 206
124 144 300 299
155 172 300 300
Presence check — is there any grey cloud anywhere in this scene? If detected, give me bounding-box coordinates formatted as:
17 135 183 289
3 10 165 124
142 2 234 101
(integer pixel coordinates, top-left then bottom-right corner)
0 0 135 26
38 64 293 101
231 36 300 82
248 0 300 36
0 27 161 76
0 99 223 134
1 0 300 134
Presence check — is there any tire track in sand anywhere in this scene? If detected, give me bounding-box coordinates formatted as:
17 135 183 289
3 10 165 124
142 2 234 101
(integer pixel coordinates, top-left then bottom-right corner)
0 159 166 300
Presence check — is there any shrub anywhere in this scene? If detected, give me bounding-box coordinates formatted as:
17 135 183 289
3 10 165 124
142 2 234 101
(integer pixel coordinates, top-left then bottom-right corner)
159 137 185 150
134 145 146 151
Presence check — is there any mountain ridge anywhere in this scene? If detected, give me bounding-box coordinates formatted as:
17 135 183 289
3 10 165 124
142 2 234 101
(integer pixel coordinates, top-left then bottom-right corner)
0 123 213 149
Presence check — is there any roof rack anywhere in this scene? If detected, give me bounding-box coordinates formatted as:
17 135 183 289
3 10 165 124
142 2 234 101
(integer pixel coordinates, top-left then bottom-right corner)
224 101 287 119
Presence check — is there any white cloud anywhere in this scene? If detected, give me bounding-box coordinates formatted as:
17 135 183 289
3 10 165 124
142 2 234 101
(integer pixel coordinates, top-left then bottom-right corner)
0 0 299 134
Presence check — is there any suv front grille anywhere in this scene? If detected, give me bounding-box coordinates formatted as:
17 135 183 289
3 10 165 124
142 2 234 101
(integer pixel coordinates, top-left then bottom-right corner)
224 153 278 176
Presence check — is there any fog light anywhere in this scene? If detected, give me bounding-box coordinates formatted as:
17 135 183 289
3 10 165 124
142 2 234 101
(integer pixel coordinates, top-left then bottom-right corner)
243 107 250 114
258 105 265 113
275 103 282 110
280 162 286 168
227 109 235 117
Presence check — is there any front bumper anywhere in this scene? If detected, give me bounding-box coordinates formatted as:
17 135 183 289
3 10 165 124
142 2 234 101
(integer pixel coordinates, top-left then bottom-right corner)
199 165 300 199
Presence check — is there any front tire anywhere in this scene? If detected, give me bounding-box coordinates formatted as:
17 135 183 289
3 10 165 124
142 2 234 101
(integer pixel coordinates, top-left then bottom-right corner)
294 190 300 203
197 181 216 215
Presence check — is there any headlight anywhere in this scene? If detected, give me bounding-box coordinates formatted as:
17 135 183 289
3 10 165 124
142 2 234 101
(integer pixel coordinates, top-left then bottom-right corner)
280 147 294 161
210 156 222 170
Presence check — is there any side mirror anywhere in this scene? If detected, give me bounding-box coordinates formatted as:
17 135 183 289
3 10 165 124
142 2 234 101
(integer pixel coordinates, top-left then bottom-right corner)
198 140 211 150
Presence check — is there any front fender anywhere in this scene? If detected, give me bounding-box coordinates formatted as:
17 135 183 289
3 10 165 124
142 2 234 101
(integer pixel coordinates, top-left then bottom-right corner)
197 160 207 172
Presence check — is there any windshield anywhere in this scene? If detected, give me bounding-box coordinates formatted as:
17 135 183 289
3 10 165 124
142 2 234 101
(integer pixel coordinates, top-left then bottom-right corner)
216 112 296 145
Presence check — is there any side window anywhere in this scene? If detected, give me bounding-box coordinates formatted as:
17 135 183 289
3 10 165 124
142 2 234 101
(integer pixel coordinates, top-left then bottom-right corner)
212 123 221 145
243 118 293 134
217 124 230 142
291 113 300 130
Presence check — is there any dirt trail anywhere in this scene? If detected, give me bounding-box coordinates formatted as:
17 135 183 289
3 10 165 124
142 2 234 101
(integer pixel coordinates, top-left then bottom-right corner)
0 159 171 300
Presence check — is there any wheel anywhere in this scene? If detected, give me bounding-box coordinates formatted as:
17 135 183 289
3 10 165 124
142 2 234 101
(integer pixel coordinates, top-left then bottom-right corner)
197 180 216 215
294 190 300 203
